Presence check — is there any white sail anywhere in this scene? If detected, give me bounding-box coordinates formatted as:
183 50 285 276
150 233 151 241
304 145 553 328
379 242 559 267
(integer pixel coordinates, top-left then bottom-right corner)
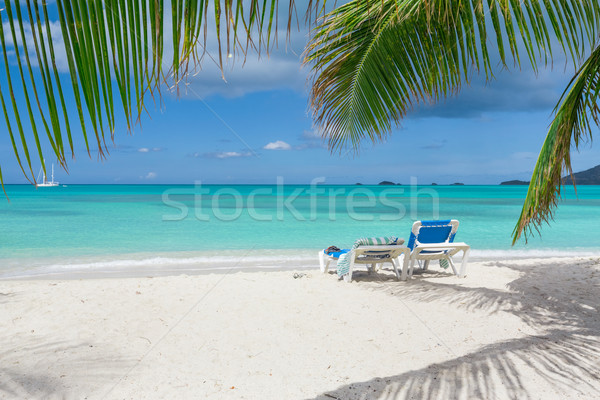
36 162 59 187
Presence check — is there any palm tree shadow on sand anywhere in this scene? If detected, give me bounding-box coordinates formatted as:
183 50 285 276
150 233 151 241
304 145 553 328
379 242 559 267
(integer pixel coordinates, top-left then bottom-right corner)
311 258 600 399
0 336 135 399
0 291 134 398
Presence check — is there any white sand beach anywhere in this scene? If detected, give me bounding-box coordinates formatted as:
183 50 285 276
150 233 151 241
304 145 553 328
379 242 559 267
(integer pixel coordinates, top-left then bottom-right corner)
1 257 600 399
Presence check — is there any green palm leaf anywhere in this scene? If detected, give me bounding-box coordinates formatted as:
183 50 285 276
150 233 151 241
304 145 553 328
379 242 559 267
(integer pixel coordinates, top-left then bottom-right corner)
0 0 319 184
513 43 600 243
305 0 599 151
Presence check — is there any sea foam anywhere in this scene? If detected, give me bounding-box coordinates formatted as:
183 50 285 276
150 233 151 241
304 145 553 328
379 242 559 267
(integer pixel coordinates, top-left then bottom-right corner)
2 248 598 279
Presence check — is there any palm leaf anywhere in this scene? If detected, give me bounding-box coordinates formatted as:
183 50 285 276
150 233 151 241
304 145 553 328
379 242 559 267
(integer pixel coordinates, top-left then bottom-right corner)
3 0 52 180
305 0 600 151
305 0 600 240
0 6 36 182
0 0 325 185
513 43 600 243
26 0 67 164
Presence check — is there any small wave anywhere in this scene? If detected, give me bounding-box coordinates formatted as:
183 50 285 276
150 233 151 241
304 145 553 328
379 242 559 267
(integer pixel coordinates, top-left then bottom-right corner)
44 254 314 270
0 252 318 278
2 248 599 279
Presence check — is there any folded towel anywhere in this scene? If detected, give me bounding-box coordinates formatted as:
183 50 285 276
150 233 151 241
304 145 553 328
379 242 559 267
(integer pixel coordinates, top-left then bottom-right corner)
337 236 400 278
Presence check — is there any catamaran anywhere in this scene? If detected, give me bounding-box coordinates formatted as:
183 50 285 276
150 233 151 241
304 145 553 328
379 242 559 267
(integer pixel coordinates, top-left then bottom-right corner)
36 162 59 187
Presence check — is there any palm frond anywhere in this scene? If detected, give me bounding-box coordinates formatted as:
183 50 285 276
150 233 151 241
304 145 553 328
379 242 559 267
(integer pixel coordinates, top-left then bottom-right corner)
305 0 600 152
513 43 600 243
0 0 326 185
305 0 600 241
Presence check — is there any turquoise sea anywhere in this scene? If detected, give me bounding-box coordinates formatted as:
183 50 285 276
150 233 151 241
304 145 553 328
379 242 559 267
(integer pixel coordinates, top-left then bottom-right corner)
1 184 599 278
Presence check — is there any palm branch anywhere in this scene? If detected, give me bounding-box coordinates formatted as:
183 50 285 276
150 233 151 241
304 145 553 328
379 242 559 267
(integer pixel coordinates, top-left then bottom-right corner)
305 0 600 240
513 44 600 243
0 0 321 184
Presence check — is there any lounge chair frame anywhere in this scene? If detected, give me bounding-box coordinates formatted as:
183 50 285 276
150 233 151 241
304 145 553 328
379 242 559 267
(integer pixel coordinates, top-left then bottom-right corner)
406 220 470 279
319 245 411 282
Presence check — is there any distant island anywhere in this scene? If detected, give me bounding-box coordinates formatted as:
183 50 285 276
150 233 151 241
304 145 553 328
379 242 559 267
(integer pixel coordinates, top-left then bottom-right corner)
563 164 600 185
374 165 600 186
500 164 600 185
375 181 462 185
501 180 530 185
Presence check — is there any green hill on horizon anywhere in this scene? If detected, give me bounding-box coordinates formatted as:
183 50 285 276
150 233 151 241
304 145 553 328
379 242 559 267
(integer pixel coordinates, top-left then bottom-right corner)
563 164 600 185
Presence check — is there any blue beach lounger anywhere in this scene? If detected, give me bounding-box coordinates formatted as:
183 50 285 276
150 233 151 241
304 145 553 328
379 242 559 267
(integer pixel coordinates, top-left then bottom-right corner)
405 220 471 279
319 237 410 282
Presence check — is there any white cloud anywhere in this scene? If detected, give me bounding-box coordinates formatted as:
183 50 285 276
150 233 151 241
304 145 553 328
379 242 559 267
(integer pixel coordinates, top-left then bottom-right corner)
144 172 157 179
138 147 163 153
264 140 291 150
3 20 69 72
197 151 253 159
216 151 247 158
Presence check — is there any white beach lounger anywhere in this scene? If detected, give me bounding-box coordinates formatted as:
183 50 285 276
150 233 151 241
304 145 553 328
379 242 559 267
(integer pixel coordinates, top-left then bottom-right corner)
319 237 409 282
404 220 471 280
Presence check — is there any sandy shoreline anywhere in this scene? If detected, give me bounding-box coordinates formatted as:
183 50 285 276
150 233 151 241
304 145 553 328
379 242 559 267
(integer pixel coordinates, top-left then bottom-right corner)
1 257 600 399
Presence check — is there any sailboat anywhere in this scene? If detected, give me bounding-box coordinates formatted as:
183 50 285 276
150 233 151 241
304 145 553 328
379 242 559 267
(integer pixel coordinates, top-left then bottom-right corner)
36 162 59 187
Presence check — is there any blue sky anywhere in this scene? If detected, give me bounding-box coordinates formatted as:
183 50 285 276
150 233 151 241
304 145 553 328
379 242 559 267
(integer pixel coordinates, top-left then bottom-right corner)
0 7 599 185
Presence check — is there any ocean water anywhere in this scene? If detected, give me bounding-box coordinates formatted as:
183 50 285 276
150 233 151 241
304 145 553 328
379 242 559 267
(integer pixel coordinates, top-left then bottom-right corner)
1 184 599 278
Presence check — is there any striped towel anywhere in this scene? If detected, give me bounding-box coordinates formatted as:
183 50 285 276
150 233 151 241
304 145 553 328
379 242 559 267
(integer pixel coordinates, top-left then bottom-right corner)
337 236 400 278
439 259 450 269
